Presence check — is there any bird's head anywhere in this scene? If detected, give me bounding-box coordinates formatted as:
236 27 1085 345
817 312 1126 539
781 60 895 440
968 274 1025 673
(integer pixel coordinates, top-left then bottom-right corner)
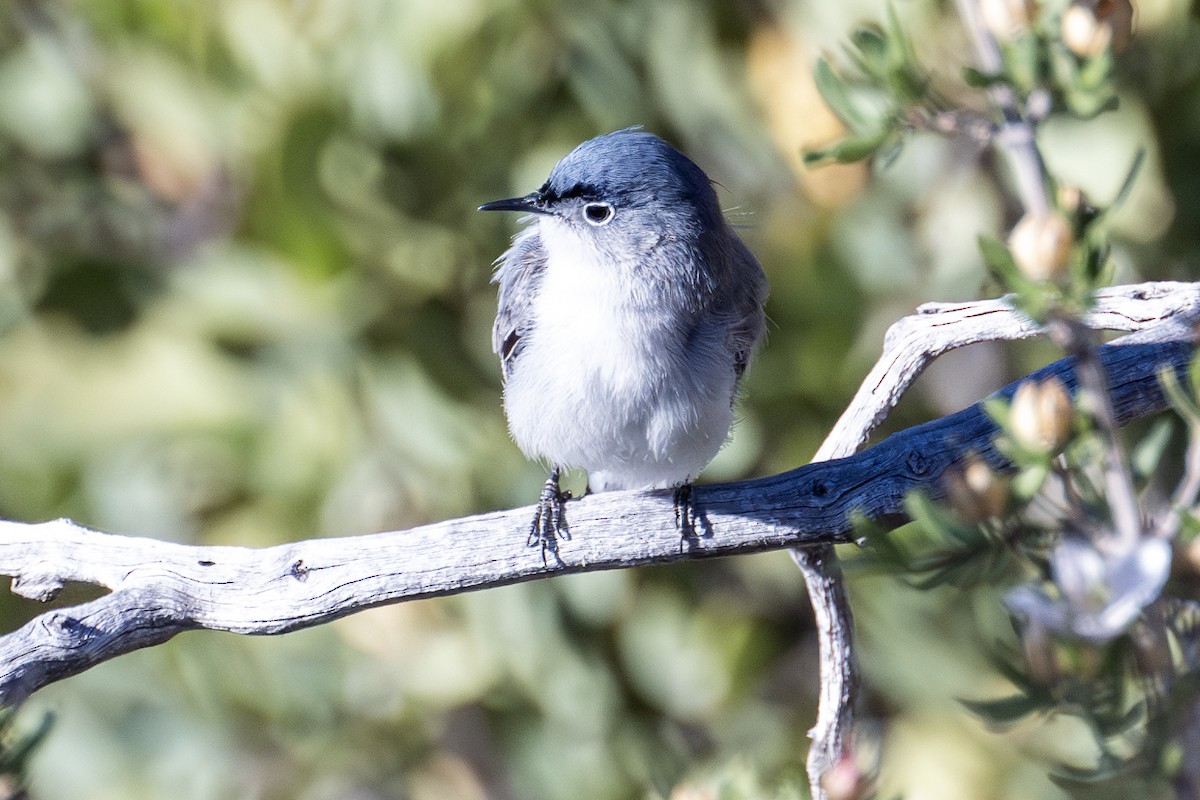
480 129 724 258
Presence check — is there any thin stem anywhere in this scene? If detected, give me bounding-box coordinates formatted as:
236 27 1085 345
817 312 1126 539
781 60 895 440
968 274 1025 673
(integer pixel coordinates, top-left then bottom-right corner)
1155 408 1200 539
1047 315 1142 549
953 0 1052 214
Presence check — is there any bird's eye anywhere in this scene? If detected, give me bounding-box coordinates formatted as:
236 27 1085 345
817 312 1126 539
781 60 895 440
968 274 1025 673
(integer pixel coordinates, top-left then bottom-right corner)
583 202 614 226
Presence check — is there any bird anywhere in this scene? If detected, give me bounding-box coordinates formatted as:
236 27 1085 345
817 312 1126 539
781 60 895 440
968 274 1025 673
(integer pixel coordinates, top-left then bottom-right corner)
479 129 767 558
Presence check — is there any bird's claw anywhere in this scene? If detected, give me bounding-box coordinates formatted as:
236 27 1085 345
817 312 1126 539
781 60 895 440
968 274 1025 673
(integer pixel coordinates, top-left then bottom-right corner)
674 482 709 549
529 468 571 563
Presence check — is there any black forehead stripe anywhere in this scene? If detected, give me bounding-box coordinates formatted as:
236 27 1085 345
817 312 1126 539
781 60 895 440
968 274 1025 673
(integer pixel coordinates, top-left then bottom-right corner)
552 182 601 202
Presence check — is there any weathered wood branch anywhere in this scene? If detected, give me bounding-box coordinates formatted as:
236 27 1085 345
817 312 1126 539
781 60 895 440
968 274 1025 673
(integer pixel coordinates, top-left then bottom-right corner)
0 286 1194 707
821 281 1200 458
795 281 1200 792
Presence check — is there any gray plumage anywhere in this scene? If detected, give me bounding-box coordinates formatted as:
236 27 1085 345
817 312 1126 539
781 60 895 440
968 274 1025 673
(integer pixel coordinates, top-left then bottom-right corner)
481 129 767 548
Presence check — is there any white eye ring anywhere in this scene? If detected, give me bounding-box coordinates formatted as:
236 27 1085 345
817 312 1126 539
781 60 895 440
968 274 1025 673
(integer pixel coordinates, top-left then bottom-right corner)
582 202 614 226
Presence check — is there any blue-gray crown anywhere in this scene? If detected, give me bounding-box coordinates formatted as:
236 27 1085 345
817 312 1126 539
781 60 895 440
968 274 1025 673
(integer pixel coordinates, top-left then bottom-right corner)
543 130 721 223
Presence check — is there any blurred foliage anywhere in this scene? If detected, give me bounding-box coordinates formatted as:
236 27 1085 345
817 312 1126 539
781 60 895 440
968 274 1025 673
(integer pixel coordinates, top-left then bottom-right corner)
0 0 1197 799
816 0 1200 790
0 706 52 799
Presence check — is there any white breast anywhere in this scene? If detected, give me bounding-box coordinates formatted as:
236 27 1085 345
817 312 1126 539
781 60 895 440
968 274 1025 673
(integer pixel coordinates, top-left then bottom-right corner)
502 218 736 491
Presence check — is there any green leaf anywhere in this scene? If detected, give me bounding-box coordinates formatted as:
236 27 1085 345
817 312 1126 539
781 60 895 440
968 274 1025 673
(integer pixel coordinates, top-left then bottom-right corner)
905 490 957 539
849 25 887 65
1162 364 1200 423
984 396 1011 428
1012 463 1050 500
872 133 906 171
976 234 1050 317
1049 44 1080 94
1075 237 1110 287
1179 509 1200 542
1188 350 1200 401
944 518 987 547
905 563 964 590
986 647 1041 692
804 128 891 166
1004 34 1040 92
801 147 832 167
959 692 1046 725
0 711 53 776
1091 699 1145 738
1110 149 1146 214
1077 48 1114 91
978 234 1017 275
1065 87 1117 119
884 2 915 70
813 58 870 131
1131 417 1175 481
962 66 1005 88
1048 752 1130 784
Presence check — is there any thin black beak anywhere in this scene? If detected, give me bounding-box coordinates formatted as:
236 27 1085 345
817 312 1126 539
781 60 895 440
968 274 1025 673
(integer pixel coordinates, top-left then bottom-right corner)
478 192 545 213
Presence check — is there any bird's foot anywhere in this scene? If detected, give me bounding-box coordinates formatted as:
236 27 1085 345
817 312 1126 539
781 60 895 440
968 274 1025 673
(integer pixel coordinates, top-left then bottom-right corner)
529 467 571 563
674 482 710 550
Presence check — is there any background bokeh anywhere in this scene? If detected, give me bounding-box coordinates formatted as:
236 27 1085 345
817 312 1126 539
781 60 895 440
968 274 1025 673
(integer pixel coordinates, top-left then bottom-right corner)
0 0 1197 798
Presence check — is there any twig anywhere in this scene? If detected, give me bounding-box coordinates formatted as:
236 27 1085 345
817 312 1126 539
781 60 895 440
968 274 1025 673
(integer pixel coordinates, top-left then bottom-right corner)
1153 368 1200 540
1046 314 1143 549
953 0 1052 214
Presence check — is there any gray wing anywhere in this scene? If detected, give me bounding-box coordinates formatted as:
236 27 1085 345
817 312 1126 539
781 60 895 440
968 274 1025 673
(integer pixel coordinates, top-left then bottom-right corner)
714 234 768 382
492 226 548 381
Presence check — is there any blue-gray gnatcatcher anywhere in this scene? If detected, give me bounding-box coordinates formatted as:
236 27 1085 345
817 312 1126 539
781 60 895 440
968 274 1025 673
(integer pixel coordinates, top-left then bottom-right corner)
480 129 767 556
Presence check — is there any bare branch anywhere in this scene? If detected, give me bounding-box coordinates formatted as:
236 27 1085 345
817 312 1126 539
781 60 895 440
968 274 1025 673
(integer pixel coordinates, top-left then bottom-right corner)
0 289 1190 706
791 543 857 795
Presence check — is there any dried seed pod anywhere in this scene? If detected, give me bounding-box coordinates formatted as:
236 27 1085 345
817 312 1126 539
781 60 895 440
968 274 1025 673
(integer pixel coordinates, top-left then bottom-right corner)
1062 2 1113 59
1009 210 1074 281
980 0 1038 41
1010 377 1075 454
946 457 1010 522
